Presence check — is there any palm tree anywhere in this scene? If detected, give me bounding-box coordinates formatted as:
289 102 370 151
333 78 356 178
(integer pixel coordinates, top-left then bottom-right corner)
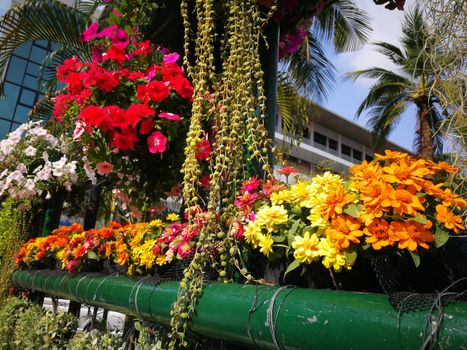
277 0 371 136
346 7 445 160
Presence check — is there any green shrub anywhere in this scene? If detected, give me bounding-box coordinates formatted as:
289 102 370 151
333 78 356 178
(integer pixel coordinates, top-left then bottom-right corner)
13 302 46 349
0 297 30 350
66 329 125 350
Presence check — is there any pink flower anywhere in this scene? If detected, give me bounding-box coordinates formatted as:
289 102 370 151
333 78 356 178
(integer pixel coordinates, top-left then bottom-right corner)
111 9 122 17
277 166 298 176
158 112 181 121
147 131 167 154
241 176 262 192
96 162 114 176
163 52 180 64
97 25 117 39
230 220 245 240
81 23 99 42
73 122 85 140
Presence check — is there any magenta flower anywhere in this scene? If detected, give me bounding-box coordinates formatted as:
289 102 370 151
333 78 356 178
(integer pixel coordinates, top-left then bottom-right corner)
81 23 99 42
163 52 180 64
97 25 117 39
147 131 167 154
158 112 181 121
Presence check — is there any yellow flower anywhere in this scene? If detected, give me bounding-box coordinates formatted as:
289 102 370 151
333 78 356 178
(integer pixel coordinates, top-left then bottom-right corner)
149 219 164 228
244 221 261 248
318 237 352 272
255 205 288 232
258 233 274 256
290 182 315 208
156 254 168 266
132 239 156 269
270 190 294 205
291 231 320 264
166 213 180 222
307 209 328 228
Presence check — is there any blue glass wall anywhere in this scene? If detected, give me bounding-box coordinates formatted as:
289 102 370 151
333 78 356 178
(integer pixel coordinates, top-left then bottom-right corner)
0 40 56 138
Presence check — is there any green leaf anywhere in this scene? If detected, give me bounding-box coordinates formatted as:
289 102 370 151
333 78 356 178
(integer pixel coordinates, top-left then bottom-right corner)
284 259 301 278
344 250 358 265
434 225 450 248
134 322 142 332
409 251 420 267
412 214 427 224
272 235 285 243
87 251 98 260
343 204 360 219
288 219 300 235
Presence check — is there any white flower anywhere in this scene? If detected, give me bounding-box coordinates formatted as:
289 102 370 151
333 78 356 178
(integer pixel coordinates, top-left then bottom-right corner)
24 146 37 157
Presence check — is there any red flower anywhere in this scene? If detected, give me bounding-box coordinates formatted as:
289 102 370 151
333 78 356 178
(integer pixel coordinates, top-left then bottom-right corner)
139 118 154 134
53 94 73 122
199 175 210 189
57 57 83 82
146 80 170 102
277 165 298 176
104 105 126 130
147 131 167 153
132 40 154 56
79 105 104 129
126 104 155 128
112 128 138 151
241 176 262 192
104 44 127 62
170 75 193 100
195 138 211 160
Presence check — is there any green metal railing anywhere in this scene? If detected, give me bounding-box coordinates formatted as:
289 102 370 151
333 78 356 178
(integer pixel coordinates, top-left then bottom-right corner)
12 269 467 350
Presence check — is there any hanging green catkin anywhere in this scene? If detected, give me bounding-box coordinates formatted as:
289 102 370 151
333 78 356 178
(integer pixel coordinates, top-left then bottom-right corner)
172 1 277 348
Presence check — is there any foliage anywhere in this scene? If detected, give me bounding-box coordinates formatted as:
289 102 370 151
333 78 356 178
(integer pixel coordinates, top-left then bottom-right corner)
66 329 124 350
0 297 30 350
0 200 42 302
347 7 447 160
236 151 466 274
0 121 91 201
0 296 77 350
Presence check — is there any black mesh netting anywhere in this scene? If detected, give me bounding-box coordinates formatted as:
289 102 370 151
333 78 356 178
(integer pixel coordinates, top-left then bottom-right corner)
370 237 467 314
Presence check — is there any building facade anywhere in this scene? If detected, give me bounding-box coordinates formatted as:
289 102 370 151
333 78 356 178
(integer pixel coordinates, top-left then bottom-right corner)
275 105 409 174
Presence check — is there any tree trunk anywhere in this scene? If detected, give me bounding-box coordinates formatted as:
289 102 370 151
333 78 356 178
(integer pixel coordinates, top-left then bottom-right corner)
417 104 434 160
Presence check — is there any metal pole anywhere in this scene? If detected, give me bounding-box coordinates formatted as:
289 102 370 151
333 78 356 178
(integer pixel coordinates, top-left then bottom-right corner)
12 270 467 350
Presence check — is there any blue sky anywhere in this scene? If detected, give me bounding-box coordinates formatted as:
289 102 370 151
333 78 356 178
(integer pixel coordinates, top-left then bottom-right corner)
0 0 417 151
322 0 417 151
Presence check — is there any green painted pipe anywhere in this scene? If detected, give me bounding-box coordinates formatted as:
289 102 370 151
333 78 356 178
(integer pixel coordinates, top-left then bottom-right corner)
12 269 467 349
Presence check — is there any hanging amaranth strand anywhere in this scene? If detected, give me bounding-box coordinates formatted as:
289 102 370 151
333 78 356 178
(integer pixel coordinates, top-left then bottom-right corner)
171 0 276 347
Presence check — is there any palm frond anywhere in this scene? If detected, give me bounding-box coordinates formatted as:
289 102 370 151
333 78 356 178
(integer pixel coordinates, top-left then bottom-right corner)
355 81 410 117
280 31 335 101
0 0 92 94
314 0 372 52
373 41 406 66
366 94 409 147
345 67 411 83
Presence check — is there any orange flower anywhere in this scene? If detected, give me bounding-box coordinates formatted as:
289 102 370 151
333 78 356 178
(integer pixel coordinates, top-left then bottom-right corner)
428 160 457 174
359 180 387 207
381 159 433 190
326 215 363 249
364 218 393 250
440 188 467 208
350 161 382 188
381 186 425 216
389 220 434 251
375 150 411 162
435 205 465 234
422 180 444 198
360 205 385 226
319 185 354 220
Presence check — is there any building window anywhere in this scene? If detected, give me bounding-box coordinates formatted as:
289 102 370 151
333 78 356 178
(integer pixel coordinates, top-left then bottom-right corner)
302 127 310 139
341 144 351 156
328 138 338 150
365 154 373 162
314 131 327 146
353 149 362 161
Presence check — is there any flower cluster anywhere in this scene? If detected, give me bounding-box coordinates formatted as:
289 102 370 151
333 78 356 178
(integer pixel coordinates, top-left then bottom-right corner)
236 152 466 273
55 23 192 161
16 214 201 274
0 122 91 200
52 23 194 214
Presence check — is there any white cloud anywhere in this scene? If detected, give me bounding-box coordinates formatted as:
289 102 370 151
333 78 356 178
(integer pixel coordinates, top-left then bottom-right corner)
0 0 11 17
333 0 417 87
